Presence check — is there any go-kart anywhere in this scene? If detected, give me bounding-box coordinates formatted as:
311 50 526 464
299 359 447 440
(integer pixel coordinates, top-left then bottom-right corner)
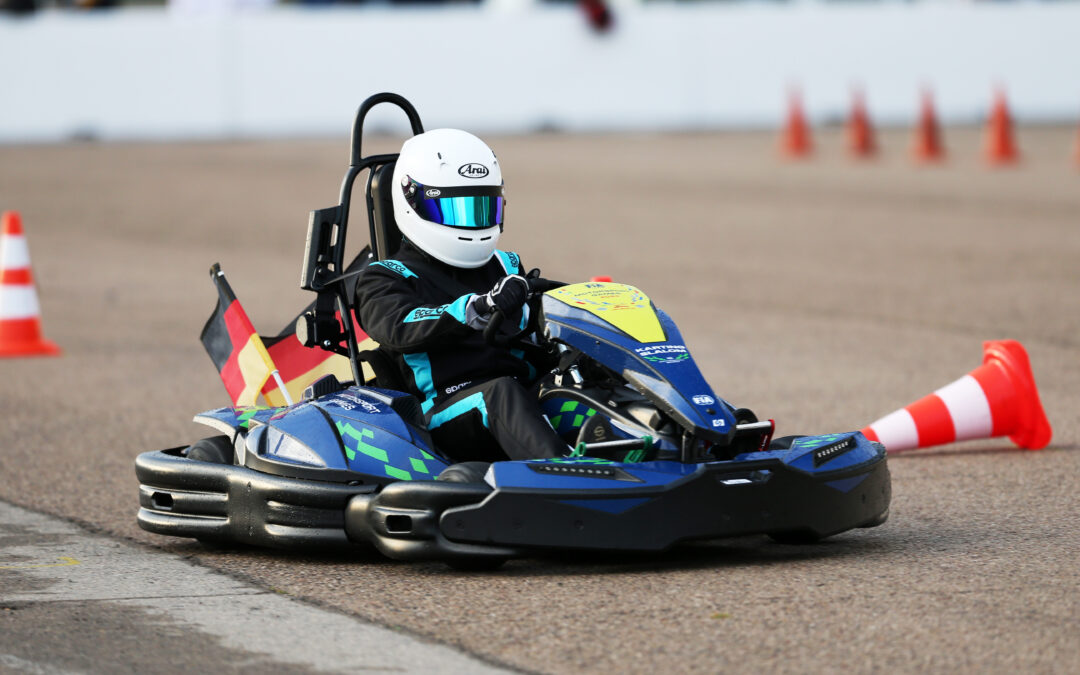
135 93 890 567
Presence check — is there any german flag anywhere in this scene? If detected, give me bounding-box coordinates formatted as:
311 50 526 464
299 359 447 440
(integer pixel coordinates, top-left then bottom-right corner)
259 315 374 406
258 249 375 406
200 264 279 407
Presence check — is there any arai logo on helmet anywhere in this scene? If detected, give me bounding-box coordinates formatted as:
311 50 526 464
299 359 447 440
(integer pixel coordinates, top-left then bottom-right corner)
458 163 489 179
425 188 441 198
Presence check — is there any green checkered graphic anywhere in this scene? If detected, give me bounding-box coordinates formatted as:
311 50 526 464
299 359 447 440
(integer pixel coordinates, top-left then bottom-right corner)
792 433 852 451
234 406 267 430
547 399 596 433
336 422 387 462
336 421 440 481
545 456 618 466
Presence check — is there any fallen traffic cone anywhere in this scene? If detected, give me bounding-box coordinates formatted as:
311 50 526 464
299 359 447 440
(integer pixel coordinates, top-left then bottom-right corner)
984 88 1019 165
911 88 945 163
0 211 61 358
847 88 877 158
862 340 1051 453
780 88 813 159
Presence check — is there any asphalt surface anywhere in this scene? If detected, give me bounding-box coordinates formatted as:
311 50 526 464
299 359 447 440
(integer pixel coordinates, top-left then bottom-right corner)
0 501 513 675
1 127 1078 673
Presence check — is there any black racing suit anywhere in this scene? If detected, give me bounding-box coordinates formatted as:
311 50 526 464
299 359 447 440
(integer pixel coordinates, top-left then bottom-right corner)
353 241 567 463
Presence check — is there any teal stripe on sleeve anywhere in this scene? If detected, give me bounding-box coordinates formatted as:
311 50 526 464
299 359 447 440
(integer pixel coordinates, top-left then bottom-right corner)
444 294 473 324
402 294 474 324
494 250 521 275
370 260 417 279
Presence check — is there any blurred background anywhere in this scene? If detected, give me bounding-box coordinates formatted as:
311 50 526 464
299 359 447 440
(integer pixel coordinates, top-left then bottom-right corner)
2 0 1078 143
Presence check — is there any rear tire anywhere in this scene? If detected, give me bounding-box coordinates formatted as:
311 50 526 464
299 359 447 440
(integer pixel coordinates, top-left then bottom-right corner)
185 435 234 465
768 530 823 545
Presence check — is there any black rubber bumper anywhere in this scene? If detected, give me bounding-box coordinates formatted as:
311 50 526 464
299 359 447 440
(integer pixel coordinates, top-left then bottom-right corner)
136 448 375 548
344 450 891 558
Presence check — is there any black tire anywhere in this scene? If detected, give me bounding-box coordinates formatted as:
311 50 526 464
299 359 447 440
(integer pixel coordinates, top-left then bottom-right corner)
768 530 824 545
185 435 234 464
732 407 759 425
767 435 806 451
436 462 492 484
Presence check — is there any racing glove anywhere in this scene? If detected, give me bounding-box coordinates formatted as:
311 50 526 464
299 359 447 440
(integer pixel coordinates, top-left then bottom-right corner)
473 274 529 317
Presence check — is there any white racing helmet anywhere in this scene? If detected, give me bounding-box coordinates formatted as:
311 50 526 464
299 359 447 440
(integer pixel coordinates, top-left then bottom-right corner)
392 128 505 269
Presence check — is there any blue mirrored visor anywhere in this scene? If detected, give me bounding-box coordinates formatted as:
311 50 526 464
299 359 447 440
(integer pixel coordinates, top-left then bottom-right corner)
402 177 504 229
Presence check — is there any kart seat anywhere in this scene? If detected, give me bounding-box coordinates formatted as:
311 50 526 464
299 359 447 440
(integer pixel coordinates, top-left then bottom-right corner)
369 162 404 260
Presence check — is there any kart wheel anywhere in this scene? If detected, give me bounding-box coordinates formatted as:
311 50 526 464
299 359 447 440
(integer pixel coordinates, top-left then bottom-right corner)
445 556 508 571
185 435 234 464
767 530 823 545
732 408 758 425
436 462 492 484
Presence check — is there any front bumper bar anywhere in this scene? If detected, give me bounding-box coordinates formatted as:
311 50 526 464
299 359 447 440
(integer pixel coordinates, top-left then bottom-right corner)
135 448 374 549
345 449 891 559
137 445 890 561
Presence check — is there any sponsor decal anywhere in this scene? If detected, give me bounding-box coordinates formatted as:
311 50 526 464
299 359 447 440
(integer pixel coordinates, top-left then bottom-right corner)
635 344 690 364
692 395 715 406
711 419 726 428
424 188 441 198
445 381 472 396
372 260 416 279
327 392 381 415
406 305 448 322
458 163 489 179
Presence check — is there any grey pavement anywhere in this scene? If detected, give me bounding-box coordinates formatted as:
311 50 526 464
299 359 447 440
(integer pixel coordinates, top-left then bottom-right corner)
0 501 515 675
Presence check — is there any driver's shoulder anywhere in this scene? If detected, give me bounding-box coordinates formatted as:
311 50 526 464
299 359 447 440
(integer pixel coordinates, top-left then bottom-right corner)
492 250 523 275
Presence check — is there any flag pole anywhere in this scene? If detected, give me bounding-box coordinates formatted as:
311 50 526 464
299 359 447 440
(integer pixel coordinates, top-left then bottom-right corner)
270 370 294 406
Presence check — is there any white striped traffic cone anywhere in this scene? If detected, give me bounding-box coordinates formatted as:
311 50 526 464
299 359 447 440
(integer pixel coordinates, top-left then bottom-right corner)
862 340 1050 453
0 211 61 358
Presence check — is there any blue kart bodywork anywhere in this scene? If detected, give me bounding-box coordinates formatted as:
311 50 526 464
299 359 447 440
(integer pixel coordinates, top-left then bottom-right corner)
135 93 889 566
136 282 891 563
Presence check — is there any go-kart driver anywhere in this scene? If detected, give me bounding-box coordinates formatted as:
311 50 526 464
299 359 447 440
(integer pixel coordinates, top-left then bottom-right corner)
354 129 569 463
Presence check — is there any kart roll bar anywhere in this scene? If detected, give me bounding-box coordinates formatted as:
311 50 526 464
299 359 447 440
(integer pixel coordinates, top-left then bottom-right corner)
297 93 424 384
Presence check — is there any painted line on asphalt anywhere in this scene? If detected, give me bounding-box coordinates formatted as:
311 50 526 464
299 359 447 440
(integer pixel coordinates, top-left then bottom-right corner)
0 501 515 675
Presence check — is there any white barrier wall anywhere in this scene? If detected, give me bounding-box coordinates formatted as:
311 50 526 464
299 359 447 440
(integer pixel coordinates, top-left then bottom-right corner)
1 3 1078 142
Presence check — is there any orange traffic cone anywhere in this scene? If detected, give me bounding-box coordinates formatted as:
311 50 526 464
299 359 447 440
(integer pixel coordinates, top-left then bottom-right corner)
911 88 945 163
862 340 1051 453
847 88 876 158
984 89 1019 165
0 211 61 358
780 88 813 159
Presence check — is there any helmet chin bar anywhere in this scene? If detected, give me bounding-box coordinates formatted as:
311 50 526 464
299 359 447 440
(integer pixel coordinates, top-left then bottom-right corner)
399 215 500 269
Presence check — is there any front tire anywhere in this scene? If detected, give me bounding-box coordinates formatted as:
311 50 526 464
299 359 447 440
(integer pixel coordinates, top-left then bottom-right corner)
185 435 234 464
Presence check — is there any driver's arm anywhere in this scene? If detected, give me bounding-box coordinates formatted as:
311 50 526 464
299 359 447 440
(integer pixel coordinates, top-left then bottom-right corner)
355 267 476 352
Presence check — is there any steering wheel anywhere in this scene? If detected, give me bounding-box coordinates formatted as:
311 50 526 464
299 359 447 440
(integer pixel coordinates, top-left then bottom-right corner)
482 276 563 348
